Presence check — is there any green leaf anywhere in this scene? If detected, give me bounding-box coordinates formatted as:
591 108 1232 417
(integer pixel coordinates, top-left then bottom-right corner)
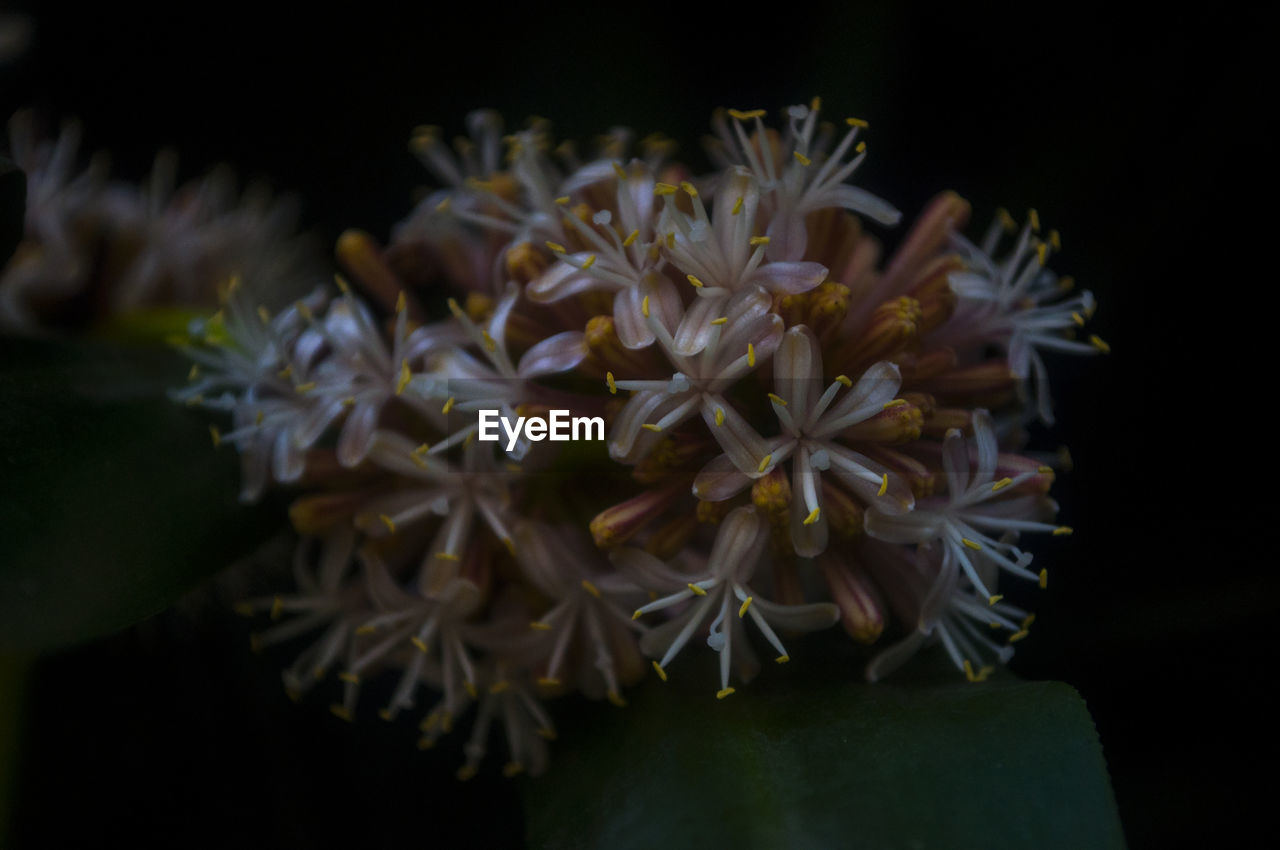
524 646 1124 850
0 337 282 651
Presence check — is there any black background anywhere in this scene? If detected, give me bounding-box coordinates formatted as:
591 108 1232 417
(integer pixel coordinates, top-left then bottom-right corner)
3 2 1274 847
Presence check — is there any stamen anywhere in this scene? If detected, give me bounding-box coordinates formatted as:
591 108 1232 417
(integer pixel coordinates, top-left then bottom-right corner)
716 687 736 699
652 661 668 681
757 454 772 473
688 583 707 596
877 473 888 497
581 579 602 598
738 596 753 617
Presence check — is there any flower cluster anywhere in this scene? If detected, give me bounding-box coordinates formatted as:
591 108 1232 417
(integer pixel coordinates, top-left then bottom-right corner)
50 100 1101 778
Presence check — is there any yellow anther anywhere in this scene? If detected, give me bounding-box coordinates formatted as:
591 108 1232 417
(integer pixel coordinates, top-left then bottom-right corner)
581 579 602 598
435 551 460 561
728 108 766 120
775 655 790 664
845 117 869 128
803 507 821 526
233 601 255 617
354 624 376 636
680 180 699 197
688 583 707 596
793 151 811 166
396 359 412 395
963 659 978 682
337 672 359 684
731 196 744 215
270 596 284 620
611 161 627 180
714 407 725 426
997 207 1017 232
464 680 478 699
622 229 639 247
757 454 772 473
716 687 736 699
545 241 566 253
502 536 515 555
1059 275 1076 292
835 374 852 387
209 425 221 447
1038 465 1055 474
882 398 906 409
652 661 667 681
580 254 597 269
446 297 464 318
878 474 889 497
1090 334 1111 354
738 596 753 617
1028 208 1041 232
607 689 627 708
641 295 650 317
654 182 678 195
632 609 644 621
537 727 557 741
991 477 1014 492
379 514 397 534
414 442 430 456
988 594 1004 606
529 621 551 632
1036 242 1048 266
377 709 393 722
554 195 570 205
641 423 663 432
329 704 354 722
294 381 316 394
1009 630 1030 643
257 305 272 324
537 676 561 687
961 538 982 550
990 621 1003 629
1039 568 1048 589
185 394 204 407
1053 526 1074 536
768 393 788 406
665 232 675 249
747 342 756 367
855 141 866 153
810 96 822 111
1072 312 1085 326
1022 613 1037 629
748 236 770 246
489 680 510 695
687 274 704 288
711 317 727 325
334 273 351 294
480 330 497 352
435 196 451 213
606 371 617 394
441 396 455 414
1049 229 1062 250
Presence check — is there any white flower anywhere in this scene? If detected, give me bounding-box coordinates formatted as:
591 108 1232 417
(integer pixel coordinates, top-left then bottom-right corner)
614 506 838 698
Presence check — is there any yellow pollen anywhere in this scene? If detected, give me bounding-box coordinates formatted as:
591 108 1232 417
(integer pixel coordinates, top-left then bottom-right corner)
441 396 455 414
757 454 772 473
435 551 460 561
988 594 1004 605
711 317 727 325
622 229 639 247
738 596 753 617
665 232 675 249
1029 208 1041 232
964 659 978 682
537 727 557 741
1009 630 1030 643
1039 568 1048 588
456 765 477 782
1072 312 1085 326
606 372 617 394
775 655 790 664
435 196 451 213
793 151 811 166
768 393 788 406
581 254 597 269
878 474 889 497
747 342 756 367
1037 242 1048 266
997 207 1017 232
581 579 602 598
641 295 650 317
1049 229 1062 250
529 621 551 631
962 538 982 550
396 359 412 395
337 672 359 684
990 621 1003 629
714 407 725 426
991 477 1014 492
611 161 627 180
716 687 736 699
632 609 643 620
855 141 867 153
680 180 699 197
728 108 766 120
481 330 497 352
803 507 820 526
652 661 667 681
414 442 430 456
294 381 316 394
731 196 744 215
545 241 566 253
354 625 376 636
1053 526 1074 536
641 423 663 432
687 274 704 288
811 96 822 111
607 689 627 708
688 583 707 596
334 273 351 294
748 236 770 246
845 117 869 128
835 374 852 387
538 676 561 687
654 182 678 195
1090 334 1111 354
554 195 570 205
379 514 397 534
1023 613 1037 628
464 680 478 699
1038 465 1055 474
209 425 221 447
882 398 906 409
330 704 353 722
